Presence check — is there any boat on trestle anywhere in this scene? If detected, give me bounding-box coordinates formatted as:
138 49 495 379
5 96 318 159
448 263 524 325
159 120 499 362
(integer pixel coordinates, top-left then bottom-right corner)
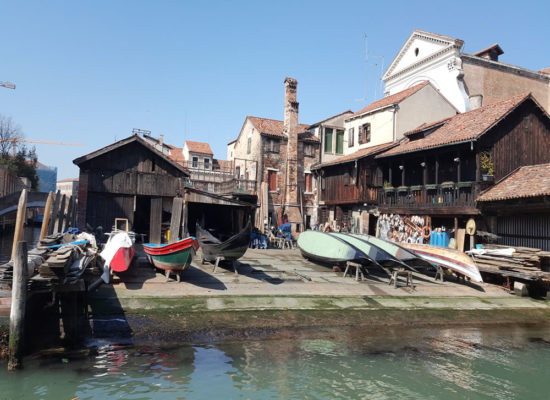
143 237 199 281
400 242 483 283
196 220 251 265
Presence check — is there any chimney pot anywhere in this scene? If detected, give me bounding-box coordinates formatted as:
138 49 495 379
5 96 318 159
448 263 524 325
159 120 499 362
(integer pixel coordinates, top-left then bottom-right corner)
469 95 483 109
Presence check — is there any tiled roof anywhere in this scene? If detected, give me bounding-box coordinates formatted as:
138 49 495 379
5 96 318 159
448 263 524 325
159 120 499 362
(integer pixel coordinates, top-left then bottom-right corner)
167 147 185 165
477 163 550 202
248 116 318 142
185 140 213 155
377 93 531 158
539 67 550 75
214 159 232 171
314 142 397 169
309 110 354 127
350 81 430 118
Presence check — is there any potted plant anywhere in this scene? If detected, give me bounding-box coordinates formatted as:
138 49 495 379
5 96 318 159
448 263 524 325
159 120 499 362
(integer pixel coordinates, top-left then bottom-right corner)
480 151 494 182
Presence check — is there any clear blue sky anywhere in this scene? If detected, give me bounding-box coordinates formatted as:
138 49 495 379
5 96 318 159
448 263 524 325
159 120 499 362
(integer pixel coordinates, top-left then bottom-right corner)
1 0 549 179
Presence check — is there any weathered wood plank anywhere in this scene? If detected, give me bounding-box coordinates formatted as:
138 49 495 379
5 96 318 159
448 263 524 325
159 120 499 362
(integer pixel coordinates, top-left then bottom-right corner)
168 197 184 243
149 197 163 245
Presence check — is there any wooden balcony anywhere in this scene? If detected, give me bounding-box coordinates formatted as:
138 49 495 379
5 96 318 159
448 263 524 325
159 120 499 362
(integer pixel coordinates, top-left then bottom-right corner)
378 182 480 215
321 185 378 205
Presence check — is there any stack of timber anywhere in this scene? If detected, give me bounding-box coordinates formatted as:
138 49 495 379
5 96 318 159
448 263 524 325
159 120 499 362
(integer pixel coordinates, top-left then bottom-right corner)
469 244 550 282
37 233 99 286
0 232 100 291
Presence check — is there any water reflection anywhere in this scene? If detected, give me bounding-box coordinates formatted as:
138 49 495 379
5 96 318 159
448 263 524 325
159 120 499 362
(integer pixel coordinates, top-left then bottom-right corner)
0 226 40 263
0 325 549 399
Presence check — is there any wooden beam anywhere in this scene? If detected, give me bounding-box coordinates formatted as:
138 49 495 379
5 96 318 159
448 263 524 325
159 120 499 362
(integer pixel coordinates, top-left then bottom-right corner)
149 197 163 244
168 197 184 243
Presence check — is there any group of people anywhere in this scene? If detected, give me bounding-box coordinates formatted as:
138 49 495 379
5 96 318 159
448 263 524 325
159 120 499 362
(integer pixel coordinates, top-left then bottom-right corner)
320 221 349 233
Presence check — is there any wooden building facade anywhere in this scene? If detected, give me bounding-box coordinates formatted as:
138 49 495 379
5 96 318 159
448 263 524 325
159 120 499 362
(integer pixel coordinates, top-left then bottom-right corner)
73 135 190 243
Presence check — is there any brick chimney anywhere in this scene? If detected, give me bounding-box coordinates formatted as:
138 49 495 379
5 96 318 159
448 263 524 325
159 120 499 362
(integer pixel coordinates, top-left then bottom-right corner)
283 77 303 229
284 77 299 205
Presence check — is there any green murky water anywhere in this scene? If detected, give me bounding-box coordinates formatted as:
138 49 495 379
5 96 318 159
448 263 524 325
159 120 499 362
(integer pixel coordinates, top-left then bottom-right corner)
1 325 550 399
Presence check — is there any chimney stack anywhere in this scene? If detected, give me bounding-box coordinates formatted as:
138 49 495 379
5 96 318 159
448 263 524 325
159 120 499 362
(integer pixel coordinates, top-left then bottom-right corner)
284 77 299 207
469 94 483 109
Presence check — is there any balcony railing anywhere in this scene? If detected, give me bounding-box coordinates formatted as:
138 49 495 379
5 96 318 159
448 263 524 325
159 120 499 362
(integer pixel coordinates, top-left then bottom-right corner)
187 178 257 196
379 182 477 209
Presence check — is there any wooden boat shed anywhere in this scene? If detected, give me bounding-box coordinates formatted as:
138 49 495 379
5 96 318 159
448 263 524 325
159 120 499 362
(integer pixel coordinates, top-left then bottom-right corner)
73 134 191 242
74 134 256 243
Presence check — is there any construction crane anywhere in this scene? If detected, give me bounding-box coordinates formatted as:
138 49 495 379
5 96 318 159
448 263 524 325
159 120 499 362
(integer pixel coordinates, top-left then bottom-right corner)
0 138 83 156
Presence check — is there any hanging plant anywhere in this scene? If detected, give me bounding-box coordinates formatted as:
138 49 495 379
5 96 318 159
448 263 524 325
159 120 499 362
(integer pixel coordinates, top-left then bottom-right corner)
480 151 494 176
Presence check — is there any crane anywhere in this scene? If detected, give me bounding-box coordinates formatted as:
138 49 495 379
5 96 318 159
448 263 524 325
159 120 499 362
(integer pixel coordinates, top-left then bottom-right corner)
0 138 83 156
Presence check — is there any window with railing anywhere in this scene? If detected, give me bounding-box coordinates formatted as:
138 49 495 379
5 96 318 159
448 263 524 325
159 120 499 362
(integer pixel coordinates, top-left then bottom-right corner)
204 158 210 170
192 156 198 168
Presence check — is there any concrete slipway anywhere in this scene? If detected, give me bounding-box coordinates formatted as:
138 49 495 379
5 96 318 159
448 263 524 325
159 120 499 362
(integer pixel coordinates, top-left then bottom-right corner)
87 248 550 344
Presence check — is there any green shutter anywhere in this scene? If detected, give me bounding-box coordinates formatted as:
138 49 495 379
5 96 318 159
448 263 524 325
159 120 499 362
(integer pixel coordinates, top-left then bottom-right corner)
324 128 333 153
336 130 344 154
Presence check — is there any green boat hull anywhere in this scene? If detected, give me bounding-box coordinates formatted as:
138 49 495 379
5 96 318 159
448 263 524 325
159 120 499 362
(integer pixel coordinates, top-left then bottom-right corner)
297 231 369 264
146 248 194 272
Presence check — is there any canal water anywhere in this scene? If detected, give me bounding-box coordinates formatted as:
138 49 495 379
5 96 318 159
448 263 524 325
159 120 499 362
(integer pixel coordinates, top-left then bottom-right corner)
0 226 41 264
1 324 549 399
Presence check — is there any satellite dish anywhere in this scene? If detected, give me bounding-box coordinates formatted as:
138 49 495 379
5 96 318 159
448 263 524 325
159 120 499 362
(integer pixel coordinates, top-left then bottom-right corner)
466 219 476 235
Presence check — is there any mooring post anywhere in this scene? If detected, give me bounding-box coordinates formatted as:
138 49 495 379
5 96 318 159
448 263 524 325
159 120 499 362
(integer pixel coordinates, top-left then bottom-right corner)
10 189 27 261
8 241 29 371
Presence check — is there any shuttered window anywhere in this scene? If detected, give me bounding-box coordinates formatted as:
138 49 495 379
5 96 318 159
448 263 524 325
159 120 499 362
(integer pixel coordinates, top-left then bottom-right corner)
348 127 354 147
324 128 333 153
336 130 344 154
305 173 312 193
268 170 277 191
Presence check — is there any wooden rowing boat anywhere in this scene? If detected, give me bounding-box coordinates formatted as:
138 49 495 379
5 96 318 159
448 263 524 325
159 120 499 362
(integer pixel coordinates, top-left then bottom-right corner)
401 243 483 283
297 231 370 265
100 231 135 273
143 237 199 281
329 233 397 274
352 234 433 270
196 220 251 263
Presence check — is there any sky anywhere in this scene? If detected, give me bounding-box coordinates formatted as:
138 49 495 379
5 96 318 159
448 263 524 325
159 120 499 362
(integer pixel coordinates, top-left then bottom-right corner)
1 0 549 179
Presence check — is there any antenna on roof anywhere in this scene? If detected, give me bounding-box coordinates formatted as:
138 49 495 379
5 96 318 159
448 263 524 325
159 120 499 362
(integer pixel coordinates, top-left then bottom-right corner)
132 128 151 136
356 35 385 103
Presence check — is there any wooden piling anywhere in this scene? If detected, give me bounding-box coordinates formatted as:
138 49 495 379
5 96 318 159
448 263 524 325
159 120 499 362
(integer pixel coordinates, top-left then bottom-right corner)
8 241 28 371
54 195 66 234
39 192 54 241
10 189 27 261
48 191 61 235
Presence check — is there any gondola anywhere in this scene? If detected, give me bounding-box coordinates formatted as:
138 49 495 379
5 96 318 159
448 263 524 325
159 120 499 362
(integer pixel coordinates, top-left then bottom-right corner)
196 220 252 264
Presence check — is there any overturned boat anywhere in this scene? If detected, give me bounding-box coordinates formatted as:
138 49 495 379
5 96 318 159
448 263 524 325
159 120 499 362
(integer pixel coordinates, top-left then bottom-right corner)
297 231 371 265
196 220 252 264
351 234 433 270
401 242 483 283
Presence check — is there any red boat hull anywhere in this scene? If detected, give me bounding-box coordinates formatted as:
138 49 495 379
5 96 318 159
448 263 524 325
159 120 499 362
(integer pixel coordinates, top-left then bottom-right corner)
110 246 135 272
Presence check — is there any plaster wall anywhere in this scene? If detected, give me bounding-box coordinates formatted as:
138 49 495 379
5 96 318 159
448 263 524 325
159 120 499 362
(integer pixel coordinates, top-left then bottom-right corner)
396 85 457 138
345 109 395 154
463 59 550 112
